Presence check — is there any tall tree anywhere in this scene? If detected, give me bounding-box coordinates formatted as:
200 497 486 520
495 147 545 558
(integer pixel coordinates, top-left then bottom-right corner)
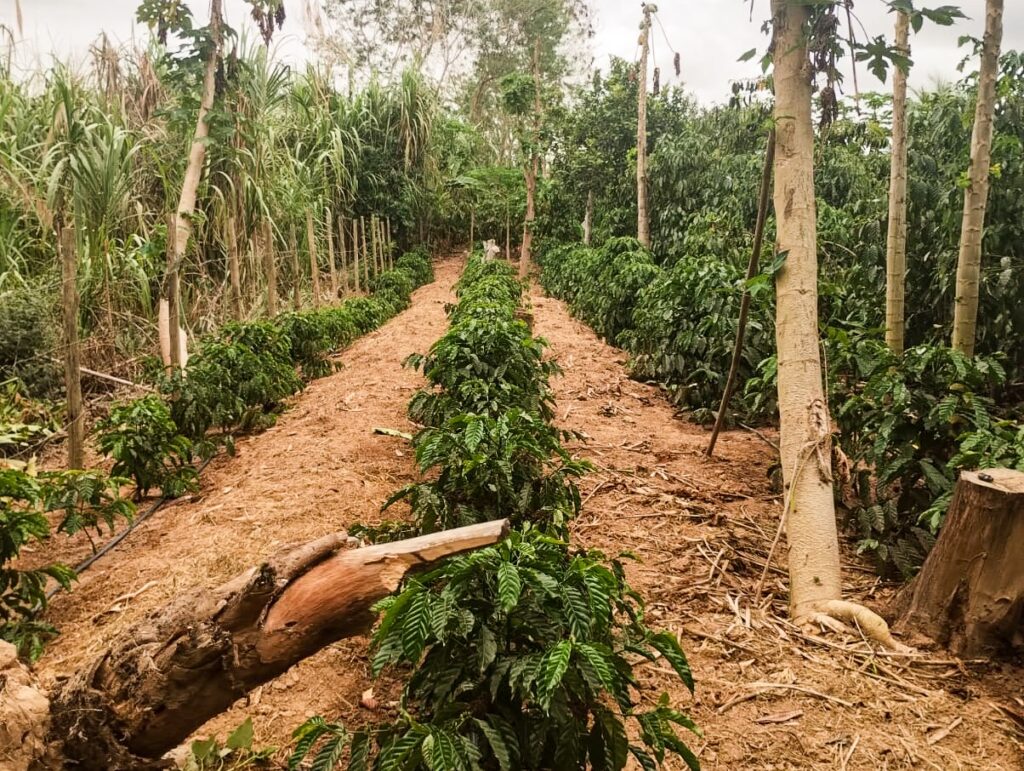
519 40 542 277
771 0 905 648
885 9 910 354
952 0 1004 356
636 3 654 249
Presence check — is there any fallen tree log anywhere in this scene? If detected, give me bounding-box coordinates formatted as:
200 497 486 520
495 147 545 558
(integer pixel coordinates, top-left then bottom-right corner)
38 519 508 769
894 469 1023 657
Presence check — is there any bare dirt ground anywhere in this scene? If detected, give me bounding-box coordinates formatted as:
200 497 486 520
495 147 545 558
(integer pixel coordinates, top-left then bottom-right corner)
30 257 1024 769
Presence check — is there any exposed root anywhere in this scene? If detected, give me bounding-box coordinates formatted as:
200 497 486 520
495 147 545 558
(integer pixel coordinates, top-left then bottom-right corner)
799 599 914 653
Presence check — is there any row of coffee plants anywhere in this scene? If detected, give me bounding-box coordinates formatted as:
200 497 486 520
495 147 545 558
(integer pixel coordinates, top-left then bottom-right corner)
290 255 701 771
0 251 434 660
539 239 1024 578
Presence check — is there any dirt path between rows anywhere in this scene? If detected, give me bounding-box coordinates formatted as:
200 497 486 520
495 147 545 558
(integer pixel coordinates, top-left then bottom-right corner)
37 256 464 753
529 285 1023 770
32 259 1022 769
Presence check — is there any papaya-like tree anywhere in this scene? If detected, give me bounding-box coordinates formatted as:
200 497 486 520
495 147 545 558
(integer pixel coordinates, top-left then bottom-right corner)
952 0 1004 356
771 0 907 648
885 8 910 354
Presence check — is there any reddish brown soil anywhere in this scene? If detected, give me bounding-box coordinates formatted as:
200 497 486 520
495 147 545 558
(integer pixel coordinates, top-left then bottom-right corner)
29 258 1024 769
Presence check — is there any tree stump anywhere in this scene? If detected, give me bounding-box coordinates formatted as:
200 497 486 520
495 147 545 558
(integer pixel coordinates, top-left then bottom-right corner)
894 468 1024 657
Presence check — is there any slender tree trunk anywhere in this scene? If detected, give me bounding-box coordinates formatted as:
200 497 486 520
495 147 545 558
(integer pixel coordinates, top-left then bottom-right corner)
263 219 277 317
227 216 243 321
290 223 301 311
707 130 775 457
338 215 349 295
505 204 511 259
159 0 222 363
326 208 337 300
952 0 1004 357
386 217 394 267
636 4 652 249
770 0 905 649
519 40 542 278
306 210 321 310
59 224 84 470
583 190 593 246
469 208 475 253
885 11 911 354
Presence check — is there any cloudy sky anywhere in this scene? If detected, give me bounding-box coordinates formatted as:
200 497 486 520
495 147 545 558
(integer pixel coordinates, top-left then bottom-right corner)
4 0 1022 103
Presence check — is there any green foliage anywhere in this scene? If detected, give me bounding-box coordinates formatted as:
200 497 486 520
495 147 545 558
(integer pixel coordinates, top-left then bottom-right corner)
293 529 699 771
185 718 276 771
1 466 133 659
0 382 60 458
831 337 1020 576
0 287 61 398
394 251 435 287
97 395 197 498
387 410 589 532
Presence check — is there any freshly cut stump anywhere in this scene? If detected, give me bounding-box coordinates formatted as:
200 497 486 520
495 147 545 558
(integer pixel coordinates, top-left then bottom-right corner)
44 519 509 769
895 468 1024 657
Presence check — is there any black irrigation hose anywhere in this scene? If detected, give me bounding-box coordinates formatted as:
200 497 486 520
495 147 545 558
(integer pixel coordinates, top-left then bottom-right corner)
44 453 218 601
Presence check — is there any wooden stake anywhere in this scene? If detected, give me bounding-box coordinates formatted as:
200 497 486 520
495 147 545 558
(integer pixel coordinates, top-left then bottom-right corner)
59 224 84 470
352 217 361 293
707 130 776 457
361 216 370 286
337 215 349 295
469 208 475 254
264 219 277 317
326 207 337 301
290 223 301 311
226 216 243 321
306 209 321 309
165 212 181 370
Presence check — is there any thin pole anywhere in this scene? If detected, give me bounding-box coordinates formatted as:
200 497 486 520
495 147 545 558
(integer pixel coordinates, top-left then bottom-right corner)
59 223 84 469
290 223 301 311
707 130 776 457
338 215 349 295
306 209 321 309
227 216 243 320
166 212 181 369
352 217 361 293
327 207 338 300
264 219 277 317
361 216 370 287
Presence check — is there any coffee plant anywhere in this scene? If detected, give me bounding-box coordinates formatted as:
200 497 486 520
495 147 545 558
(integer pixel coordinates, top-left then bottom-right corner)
291 254 699 770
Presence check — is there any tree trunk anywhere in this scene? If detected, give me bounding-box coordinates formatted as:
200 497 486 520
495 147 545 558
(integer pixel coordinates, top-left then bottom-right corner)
59 224 84 470
469 208 475 254
771 0 906 649
894 469 1024 657
636 5 652 249
952 0 1003 357
306 210 321 310
707 130 775 458
159 0 222 364
326 208 338 300
290 223 301 312
227 216 243 321
45 520 509 769
386 217 394 268
519 39 542 279
885 11 910 355
264 220 278 317
338 215 349 295
505 205 511 259
583 190 593 246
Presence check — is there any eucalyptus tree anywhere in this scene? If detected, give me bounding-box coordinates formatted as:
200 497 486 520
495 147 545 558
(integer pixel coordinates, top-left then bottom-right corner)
952 0 1005 356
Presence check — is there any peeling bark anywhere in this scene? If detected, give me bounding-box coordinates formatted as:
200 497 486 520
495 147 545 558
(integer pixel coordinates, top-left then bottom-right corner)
885 11 910 355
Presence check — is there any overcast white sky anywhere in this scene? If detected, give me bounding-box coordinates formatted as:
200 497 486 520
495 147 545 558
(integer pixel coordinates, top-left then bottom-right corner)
3 1 1022 103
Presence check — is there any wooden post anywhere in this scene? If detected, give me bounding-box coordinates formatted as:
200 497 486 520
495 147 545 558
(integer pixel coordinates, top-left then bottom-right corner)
263 219 277 317
894 469 1024 657
306 210 321 310
165 213 181 370
378 217 387 272
326 208 337 301
227 216 243 321
352 217 361 293
707 130 776 457
337 215 349 295
583 191 593 246
386 217 394 267
59 224 84 470
290 223 301 311
469 208 475 254
360 216 370 287
48 520 510 768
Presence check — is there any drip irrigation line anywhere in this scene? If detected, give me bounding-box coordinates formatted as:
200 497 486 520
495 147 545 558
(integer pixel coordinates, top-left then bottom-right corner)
45 453 218 600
